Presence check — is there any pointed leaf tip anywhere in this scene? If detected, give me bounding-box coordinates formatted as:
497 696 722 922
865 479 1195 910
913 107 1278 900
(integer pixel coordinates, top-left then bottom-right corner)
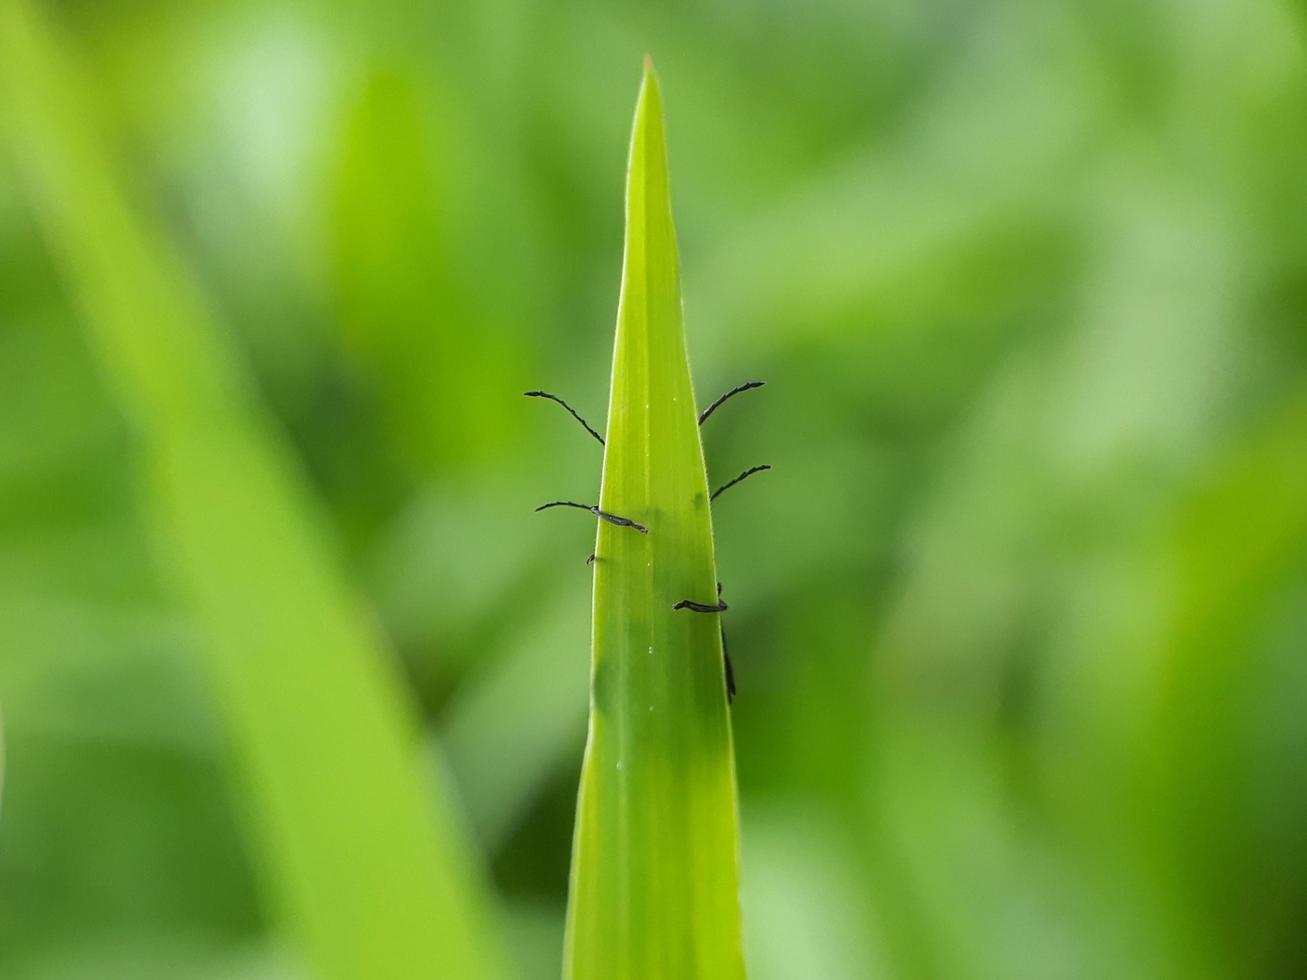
639 54 661 104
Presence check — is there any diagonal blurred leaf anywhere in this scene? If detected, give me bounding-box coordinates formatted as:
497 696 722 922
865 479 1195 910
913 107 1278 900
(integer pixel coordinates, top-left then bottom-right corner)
0 4 506 978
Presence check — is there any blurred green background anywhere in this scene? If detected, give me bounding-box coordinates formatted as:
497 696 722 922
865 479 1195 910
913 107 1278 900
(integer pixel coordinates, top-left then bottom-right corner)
3 1 1307 978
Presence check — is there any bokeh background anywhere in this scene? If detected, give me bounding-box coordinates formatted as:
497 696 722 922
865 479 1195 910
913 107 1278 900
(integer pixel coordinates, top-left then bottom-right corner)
3 1 1307 977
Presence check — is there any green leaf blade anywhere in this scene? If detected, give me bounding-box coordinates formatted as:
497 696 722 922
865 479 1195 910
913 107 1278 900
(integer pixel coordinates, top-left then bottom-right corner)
0 5 506 979
564 59 746 980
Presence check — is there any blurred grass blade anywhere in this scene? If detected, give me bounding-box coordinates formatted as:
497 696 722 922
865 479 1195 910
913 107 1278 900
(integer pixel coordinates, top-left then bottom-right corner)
0 4 506 979
563 58 746 979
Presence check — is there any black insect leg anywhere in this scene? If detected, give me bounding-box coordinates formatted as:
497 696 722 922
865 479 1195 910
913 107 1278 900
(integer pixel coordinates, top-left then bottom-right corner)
717 582 735 702
699 380 765 426
673 586 732 696
523 391 605 445
673 598 728 612
535 500 649 534
710 464 771 502
593 508 648 533
721 621 736 703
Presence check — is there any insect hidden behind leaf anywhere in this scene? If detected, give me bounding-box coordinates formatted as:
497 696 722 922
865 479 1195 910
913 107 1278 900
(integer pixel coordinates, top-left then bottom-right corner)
526 380 769 703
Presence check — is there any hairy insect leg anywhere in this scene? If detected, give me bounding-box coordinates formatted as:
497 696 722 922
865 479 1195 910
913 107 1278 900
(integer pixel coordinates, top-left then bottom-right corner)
698 380 765 426
536 499 596 514
535 500 649 534
523 390 604 445
710 464 771 502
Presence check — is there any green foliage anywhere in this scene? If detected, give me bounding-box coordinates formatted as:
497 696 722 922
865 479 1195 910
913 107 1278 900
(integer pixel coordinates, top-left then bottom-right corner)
1 1 1307 978
564 61 745 980
0 4 505 978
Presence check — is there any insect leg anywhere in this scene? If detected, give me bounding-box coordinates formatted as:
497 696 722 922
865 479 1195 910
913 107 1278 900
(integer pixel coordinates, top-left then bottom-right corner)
710 464 771 502
593 507 649 534
535 499 595 514
672 598 728 613
524 390 605 445
698 380 765 426
722 622 736 703
717 581 735 702
536 500 648 534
